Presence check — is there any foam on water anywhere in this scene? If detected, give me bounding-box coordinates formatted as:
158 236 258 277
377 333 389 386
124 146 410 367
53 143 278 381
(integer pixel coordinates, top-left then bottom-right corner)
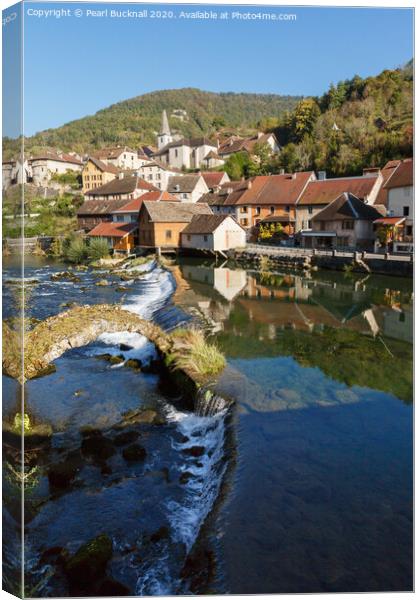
122 267 176 320
164 402 228 551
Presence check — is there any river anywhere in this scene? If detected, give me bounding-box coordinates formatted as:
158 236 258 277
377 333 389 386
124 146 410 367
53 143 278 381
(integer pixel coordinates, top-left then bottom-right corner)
2 255 413 595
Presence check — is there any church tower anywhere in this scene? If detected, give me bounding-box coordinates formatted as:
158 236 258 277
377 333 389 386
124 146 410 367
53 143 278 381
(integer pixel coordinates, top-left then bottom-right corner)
157 110 173 149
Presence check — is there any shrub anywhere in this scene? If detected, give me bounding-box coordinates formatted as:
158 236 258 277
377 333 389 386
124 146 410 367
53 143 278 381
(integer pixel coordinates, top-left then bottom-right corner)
87 238 110 262
65 238 87 264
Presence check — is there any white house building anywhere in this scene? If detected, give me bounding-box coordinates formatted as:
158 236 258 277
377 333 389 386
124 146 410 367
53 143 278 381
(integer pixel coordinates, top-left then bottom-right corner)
137 160 183 190
92 146 141 170
167 174 209 203
29 152 83 187
181 214 246 252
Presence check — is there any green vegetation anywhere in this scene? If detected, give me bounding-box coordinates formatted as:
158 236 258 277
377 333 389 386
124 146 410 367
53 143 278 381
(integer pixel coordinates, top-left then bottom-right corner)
2 89 301 158
50 170 82 189
65 237 87 263
272 66 413 176
87 238 111 262
170 328 226 377
2 186 83 238
258 223 284 242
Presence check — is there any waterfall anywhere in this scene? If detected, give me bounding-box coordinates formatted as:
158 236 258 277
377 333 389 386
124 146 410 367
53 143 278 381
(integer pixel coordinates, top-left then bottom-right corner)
194 388 230 417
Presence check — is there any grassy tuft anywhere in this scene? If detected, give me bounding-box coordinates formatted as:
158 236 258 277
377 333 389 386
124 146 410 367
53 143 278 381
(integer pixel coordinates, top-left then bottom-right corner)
170 328 226 377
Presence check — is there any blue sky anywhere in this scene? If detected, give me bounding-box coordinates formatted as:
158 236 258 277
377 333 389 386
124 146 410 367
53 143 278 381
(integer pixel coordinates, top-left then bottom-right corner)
7 2 415 137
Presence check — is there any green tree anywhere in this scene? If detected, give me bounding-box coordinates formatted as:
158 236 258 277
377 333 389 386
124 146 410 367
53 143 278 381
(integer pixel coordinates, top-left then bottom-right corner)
87 238 111 261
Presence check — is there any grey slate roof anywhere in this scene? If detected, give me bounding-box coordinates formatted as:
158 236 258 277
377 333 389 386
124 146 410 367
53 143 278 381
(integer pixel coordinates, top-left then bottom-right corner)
77 198 129 215
167 175 202 194
85 176 157 197
312 193 382 221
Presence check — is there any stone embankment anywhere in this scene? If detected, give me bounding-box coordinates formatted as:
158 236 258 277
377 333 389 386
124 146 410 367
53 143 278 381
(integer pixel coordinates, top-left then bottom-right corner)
229 245 413 277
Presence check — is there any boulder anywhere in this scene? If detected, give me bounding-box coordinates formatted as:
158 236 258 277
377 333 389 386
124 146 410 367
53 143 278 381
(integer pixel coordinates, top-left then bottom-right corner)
47 459 79 489
95 279 110 287
120 408 163 426
125 358 142 371
81 433 115 461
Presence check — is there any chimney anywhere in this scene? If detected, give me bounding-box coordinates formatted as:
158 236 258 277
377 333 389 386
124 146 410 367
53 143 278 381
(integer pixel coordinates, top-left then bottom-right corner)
363 167 380 177
318 171 327 181
175 184 180 192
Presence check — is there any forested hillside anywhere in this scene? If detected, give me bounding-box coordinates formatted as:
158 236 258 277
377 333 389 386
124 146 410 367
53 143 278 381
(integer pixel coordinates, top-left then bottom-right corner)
2 89 301 158
272 62 413 176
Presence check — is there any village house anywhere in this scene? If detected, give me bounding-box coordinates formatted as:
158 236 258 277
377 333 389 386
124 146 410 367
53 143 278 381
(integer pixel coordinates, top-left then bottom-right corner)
200 171 230 192
28 151 84 187
200 172 315 238
153 110 219 169
201 150 225 170
82 157 119 192
167 174 209 203
295 170 384 234
373 158 413 253
181 214 246 253
77 198 130 232
111 190 179 224
217 132 281 160
137 160 183 190
301 192 382 250
92 146 141 170
87 221 138 255
138 201 212 249
2 158 31 189
84 174 158 201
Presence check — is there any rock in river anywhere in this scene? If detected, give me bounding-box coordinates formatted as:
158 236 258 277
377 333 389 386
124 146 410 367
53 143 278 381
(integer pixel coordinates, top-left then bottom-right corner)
64 534 113 592
122 443 147 462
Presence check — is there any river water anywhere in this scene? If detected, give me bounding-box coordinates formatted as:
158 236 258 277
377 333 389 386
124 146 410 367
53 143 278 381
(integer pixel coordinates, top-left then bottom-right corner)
2 255 413 595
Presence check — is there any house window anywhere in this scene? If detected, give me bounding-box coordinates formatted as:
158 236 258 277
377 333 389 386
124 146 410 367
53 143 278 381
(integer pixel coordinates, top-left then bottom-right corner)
285 205 290 213
203 235 208 242
175 149 178 158
342 220 354 230
403 206 410 216
404 187 411 197
308 206 313 214
240 218 248 226
182 193 188 199
320 222 326 231
240 206 247 213
406 225 413 236
116 215 124 222
256 207 261 215
270 206 275 214
165 230 172 240
187 235 191 241
308 220 312 229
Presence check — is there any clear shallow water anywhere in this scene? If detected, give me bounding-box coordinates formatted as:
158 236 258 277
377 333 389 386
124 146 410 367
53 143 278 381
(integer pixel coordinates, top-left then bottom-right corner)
173 257 413 593
2 255 413 595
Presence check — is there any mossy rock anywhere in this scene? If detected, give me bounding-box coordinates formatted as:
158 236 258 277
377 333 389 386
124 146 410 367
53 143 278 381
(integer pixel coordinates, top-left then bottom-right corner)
125 358 142 371
95 279 110 287
116 286 128 293
95 353 124 365
122 443 147 462
120 408 163 426
64 534 113 591
3 419 53 450
30 364 56 379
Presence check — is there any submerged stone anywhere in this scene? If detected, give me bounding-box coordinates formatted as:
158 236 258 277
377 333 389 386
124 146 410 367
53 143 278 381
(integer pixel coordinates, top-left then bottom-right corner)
47 459 79 489
113 430 140 447
64 534 113 591
122 443 147 462
95 279 110 287
125 358 142 371
81 434 115 460
150 526 170 543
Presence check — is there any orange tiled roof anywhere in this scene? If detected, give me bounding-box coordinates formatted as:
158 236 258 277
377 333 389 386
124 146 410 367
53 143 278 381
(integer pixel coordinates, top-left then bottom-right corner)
87 221 137 238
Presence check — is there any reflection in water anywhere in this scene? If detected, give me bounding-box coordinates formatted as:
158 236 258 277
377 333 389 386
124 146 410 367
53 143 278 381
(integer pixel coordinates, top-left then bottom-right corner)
174 257 413 593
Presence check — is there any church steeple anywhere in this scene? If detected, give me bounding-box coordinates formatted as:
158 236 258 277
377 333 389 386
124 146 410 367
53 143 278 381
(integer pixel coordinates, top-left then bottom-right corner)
160 110 171 136
157 109 173 149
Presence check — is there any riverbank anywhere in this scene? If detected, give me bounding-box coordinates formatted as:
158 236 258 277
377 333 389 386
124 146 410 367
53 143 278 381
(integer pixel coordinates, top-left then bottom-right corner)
229 246 413 277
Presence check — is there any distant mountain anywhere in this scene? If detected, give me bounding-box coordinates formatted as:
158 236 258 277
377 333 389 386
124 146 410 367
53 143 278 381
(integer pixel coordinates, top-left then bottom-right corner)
2 88 302 158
